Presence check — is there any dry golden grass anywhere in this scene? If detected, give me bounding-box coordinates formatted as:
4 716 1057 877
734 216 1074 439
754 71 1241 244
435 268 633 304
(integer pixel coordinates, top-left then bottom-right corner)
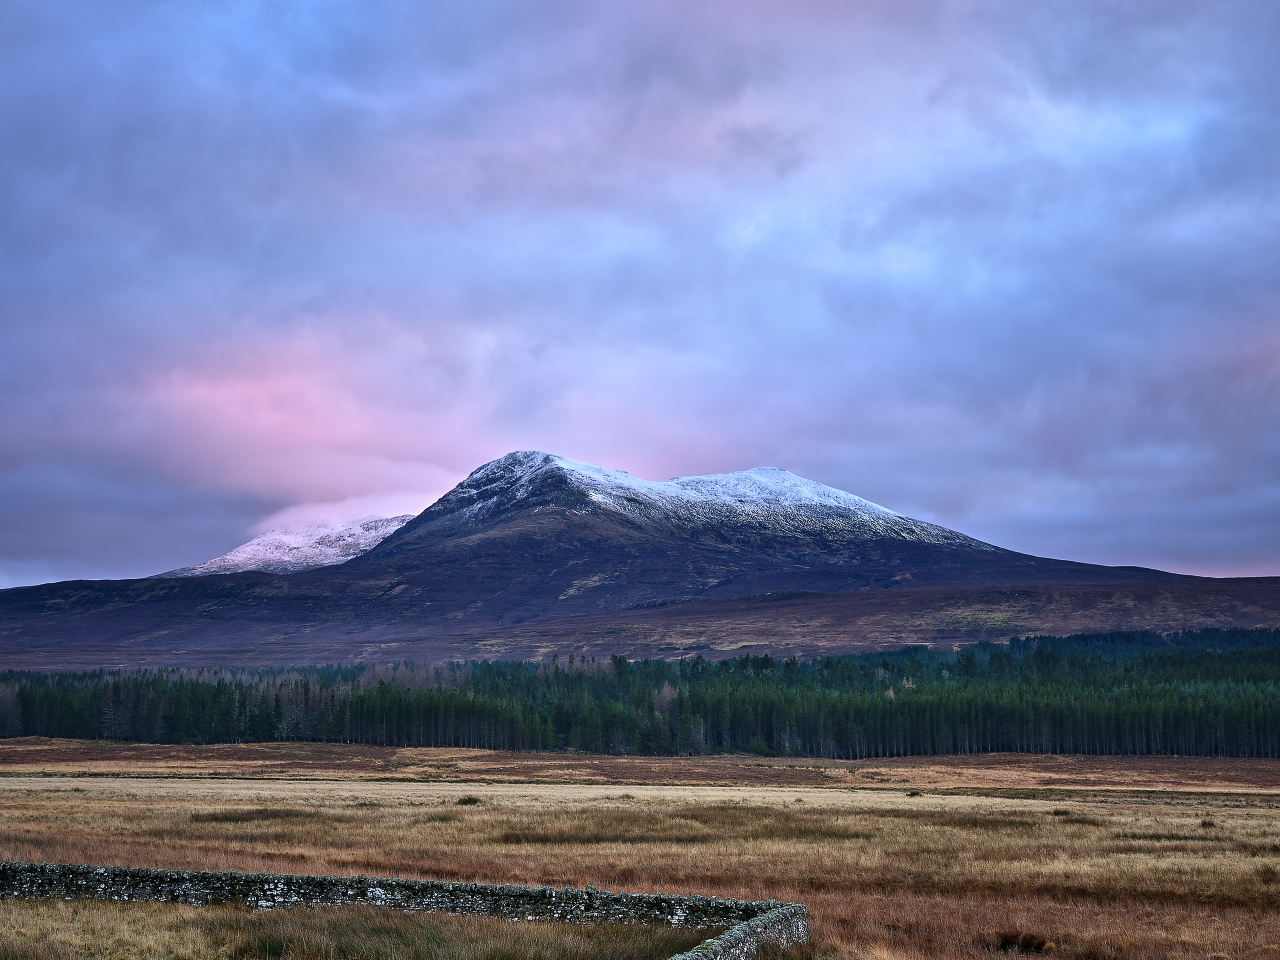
5 739 1280 793
0 899 715 960
7 742 1280 798
3 744 1280 959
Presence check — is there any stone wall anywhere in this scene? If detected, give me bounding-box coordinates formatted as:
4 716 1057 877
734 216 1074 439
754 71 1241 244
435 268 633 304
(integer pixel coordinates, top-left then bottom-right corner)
668 904 810 960
0 861 808 959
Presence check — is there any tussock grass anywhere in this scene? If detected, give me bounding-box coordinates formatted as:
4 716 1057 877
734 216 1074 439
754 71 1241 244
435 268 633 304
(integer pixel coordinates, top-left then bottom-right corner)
190 807 348 825
4 776 1280 958
0 899 716 960
499 806 875 845
1056 814 1106 826
871 809 1040 831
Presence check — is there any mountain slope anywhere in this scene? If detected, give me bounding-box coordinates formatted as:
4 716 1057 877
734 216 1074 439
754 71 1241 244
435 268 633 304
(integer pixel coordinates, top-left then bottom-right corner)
156 515 414 577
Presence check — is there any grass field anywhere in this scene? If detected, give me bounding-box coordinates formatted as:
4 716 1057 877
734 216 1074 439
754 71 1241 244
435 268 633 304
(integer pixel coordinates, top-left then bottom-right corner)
0 899 718 960
3 741 1280 959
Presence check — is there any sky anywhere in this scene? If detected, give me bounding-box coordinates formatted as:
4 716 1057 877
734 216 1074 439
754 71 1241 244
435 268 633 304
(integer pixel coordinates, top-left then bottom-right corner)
1 0 1278 587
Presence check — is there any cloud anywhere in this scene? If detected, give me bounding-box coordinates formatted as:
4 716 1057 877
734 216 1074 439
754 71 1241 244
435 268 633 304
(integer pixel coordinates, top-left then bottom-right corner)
0 0 1277 585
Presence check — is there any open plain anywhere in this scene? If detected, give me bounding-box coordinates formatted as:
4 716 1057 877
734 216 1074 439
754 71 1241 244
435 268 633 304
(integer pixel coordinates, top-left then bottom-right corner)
3 742 1280 959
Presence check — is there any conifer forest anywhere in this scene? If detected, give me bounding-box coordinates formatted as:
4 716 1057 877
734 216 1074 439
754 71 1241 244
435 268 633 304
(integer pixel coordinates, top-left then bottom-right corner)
4 628 1280 759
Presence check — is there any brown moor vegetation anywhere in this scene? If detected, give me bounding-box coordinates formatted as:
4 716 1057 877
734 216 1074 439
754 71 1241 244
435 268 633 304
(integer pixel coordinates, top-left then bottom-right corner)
5 577 1279 670
2 742 1280 959
0 899 717 960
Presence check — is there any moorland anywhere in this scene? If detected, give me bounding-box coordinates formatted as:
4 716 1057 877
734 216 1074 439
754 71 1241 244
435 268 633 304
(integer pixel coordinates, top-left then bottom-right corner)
2 743 1280 959
0 899 715 960
5 577 1279 671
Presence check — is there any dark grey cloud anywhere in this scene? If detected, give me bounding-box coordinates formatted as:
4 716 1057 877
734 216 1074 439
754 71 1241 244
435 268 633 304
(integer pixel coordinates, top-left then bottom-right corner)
0 0 1277 585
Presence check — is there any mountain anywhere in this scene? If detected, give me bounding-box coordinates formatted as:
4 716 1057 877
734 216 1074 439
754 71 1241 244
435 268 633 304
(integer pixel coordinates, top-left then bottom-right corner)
1 450 1235 669
155 515 414 577
371 451 994 557
352 451 1178 619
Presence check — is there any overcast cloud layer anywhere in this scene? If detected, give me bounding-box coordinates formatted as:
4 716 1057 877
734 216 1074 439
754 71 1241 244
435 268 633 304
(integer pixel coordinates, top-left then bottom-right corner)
2 0 1278 586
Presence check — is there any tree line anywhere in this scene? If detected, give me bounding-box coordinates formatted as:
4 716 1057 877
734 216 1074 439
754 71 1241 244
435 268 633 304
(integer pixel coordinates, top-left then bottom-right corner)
3 628 1280 757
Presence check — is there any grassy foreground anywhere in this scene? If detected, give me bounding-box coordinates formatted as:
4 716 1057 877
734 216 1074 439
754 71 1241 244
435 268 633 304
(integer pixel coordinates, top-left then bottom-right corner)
0 899 717 960
2 745 1280 958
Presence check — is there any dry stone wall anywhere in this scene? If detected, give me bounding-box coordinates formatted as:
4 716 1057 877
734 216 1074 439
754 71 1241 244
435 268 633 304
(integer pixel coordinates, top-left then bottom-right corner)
0 861 808 959
667 904 810 960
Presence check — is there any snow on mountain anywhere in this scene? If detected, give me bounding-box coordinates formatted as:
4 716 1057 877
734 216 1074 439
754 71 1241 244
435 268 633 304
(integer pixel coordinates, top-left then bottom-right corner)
156 515 416 577
417 451 995 550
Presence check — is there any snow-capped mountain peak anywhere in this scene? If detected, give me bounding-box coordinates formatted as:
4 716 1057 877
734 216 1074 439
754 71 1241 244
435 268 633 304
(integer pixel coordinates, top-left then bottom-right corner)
392 451 994 551
155 514 416 577
554 457 901 516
